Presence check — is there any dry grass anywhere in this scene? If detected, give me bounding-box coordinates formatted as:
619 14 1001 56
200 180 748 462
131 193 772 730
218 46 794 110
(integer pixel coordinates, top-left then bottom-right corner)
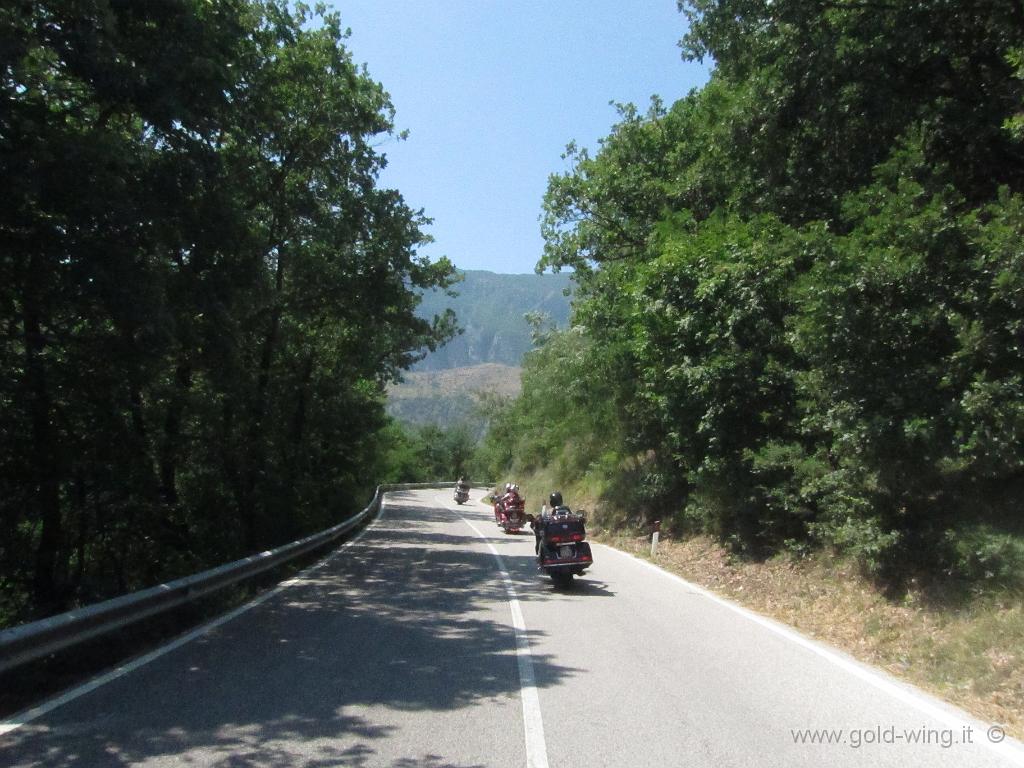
594 530 1024 738
388 363 523 401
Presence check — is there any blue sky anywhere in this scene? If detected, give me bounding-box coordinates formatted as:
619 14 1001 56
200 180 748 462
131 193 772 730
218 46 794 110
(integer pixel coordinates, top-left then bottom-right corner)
331 2 710 275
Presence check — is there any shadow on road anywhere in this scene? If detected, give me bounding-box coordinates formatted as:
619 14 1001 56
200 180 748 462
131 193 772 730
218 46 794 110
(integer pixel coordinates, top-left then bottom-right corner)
0 493 579 768
454 512 616 603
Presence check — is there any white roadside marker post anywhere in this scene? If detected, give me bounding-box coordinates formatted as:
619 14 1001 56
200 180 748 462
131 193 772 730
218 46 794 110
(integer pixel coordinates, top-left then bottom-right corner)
651 519 661 558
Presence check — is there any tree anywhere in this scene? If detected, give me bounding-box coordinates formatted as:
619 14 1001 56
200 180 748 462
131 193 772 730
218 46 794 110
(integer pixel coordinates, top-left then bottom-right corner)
682 0 1024 219
0 0 456 622
511 0 1024 585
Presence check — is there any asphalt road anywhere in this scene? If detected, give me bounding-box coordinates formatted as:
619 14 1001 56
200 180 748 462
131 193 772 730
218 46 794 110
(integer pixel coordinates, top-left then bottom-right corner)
1 488 1022 767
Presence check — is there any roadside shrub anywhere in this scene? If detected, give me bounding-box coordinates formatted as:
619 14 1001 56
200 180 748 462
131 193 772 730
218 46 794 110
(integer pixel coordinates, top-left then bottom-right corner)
940 527 1024 589
811 514 903 580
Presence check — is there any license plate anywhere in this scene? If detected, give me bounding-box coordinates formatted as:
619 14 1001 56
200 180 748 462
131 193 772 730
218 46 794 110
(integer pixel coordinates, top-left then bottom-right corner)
559 545 573 559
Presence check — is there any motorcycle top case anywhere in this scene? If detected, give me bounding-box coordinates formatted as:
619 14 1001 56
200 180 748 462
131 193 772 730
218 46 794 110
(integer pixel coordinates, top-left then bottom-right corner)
541 516 586 545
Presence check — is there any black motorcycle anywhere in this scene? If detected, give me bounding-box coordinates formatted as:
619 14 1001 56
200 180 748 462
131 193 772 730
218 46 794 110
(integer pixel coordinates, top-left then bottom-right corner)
531 506 593 587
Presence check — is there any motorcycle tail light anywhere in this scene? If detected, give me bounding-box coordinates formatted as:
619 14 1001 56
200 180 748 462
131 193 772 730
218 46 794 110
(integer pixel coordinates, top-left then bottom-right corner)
572 534 582 541
549 535 561 543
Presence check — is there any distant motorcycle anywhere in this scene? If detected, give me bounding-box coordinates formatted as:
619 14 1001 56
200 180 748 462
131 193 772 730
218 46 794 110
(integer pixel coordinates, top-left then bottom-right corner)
531 505 593 587
454 483 470 505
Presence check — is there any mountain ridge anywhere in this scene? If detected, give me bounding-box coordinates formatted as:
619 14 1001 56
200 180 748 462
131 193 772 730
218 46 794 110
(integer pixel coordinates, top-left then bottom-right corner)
389 270 573 426
413 269 573 371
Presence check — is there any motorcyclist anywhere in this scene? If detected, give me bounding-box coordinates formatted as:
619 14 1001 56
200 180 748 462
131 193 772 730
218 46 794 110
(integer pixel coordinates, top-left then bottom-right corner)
500 482 519 507
502 482 519 512
548 491 567 514
534 491 569 555
494 482 512 522
454 476 470 504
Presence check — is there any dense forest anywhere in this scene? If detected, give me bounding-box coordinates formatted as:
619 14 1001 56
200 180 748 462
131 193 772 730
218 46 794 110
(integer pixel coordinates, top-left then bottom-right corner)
0 1 459 625
478 0 1024 590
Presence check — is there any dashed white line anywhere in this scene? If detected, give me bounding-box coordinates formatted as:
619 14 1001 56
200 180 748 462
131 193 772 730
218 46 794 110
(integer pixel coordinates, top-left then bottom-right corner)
460 511 550 768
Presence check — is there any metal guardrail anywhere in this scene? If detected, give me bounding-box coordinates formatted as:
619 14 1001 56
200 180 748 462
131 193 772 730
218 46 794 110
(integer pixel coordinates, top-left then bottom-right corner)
0 481 467 675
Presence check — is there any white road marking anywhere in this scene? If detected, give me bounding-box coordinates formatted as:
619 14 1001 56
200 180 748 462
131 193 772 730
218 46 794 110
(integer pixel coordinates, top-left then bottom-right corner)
601 543 1024 768
0 504 388 737
459 508 550 768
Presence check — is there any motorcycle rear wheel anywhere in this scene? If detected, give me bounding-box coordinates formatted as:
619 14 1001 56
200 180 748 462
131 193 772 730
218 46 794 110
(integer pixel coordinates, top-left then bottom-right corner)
550 571 574 587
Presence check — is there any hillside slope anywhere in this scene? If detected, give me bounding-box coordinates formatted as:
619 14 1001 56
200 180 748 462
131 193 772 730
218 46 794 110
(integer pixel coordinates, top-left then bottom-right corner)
414 270 572 371
387 363 521 428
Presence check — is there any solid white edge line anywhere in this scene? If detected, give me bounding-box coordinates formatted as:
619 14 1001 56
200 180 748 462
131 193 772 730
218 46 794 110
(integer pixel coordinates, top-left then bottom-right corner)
597 542 1024 767
456 501 550 768
0 502 389 738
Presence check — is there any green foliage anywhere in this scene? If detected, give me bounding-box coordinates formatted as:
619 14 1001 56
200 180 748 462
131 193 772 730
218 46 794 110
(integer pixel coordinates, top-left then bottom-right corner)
375 421 476 484
679 0 1024 219
475 326 623 481
810 515 902 580
486 0 1024 587
1006 47 1024 141
0 0 456 622
940 526 1024 589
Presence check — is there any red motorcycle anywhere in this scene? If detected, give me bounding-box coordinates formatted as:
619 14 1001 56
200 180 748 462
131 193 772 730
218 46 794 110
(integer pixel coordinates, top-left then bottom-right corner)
494 488 526 534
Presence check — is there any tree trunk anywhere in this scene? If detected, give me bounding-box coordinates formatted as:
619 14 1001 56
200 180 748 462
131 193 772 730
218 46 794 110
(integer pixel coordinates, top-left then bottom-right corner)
23 262 65 615
290 352 315 446
71 472 89 599
241 248 286 551
219 400 245 546
159 360 192 505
